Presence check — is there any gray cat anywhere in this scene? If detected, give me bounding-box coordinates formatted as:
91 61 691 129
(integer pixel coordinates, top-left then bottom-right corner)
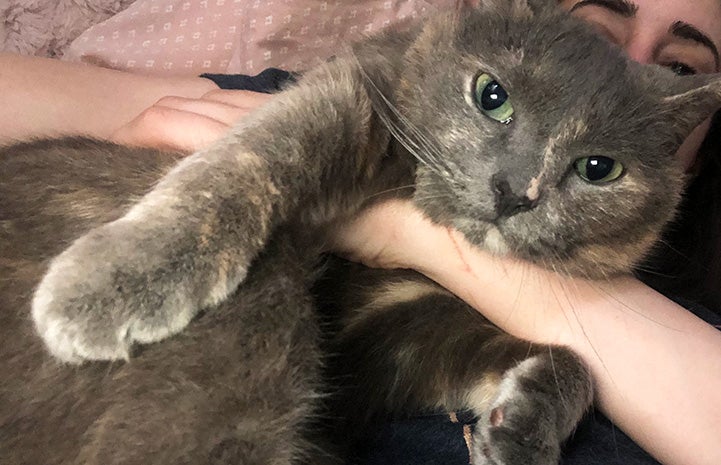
2 0 721 464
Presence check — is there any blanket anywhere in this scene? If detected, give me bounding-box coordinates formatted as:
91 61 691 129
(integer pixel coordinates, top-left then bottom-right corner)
0 0 136 58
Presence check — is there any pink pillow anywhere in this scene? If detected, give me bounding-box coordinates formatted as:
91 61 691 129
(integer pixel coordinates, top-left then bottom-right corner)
64 0 456 76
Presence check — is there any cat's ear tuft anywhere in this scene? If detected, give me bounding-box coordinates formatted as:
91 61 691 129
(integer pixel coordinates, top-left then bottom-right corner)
460 0 542 19
661 75 721 109
658 72 721 141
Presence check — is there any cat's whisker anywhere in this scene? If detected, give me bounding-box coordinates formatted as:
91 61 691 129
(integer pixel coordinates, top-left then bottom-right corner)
547 346 570 413
385 112 450 178
543 256 577 339
631 265 678 278
377 109 444 174
547 260 619 393
411 193 457 203
524 340 535 359
417 173 464 193
362 183 418 202
391 111 451 171
591 282 680 329
653 238 691 261
372 95 448 169
410 185 458 202
355 60 454 179
506 257 528 330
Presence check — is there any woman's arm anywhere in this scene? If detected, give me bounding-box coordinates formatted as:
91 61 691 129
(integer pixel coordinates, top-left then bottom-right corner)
0 52 218 143
333 199 721 465
0 52 273 150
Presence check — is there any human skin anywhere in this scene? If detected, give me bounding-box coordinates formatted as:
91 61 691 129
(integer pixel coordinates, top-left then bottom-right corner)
112 82 721 465
333 199 721 465
0 52 267 146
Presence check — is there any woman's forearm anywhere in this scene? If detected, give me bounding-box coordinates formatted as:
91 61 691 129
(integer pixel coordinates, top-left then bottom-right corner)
0 53 219 144
412 220 721 465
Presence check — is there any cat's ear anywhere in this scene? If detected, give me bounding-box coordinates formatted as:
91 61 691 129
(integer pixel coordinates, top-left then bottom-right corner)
460 0 545 19
648 69 721 143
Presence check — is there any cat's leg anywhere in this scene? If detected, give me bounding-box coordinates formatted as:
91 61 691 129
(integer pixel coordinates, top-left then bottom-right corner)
328 270 592 465
470 346 592 465
1 140 328 464
29 58 393 363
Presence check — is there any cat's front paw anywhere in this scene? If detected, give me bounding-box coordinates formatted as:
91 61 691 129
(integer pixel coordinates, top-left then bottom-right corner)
32 219 210 363
471 366 562 465
471 402 560 465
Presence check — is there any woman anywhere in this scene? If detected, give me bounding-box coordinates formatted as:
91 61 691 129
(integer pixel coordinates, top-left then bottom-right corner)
1 0 719 464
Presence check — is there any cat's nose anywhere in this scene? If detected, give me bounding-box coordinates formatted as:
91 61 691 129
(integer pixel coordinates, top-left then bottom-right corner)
492 174 538 219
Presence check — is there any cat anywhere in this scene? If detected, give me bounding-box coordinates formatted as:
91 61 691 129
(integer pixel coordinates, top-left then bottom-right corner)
2 0 721 464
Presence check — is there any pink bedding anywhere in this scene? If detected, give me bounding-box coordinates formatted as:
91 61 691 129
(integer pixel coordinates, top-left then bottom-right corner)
63 0 455 76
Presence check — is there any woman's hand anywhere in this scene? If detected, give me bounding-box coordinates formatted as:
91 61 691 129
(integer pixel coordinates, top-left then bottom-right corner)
332 199 572 343
331 199 435 270
111 89 272 151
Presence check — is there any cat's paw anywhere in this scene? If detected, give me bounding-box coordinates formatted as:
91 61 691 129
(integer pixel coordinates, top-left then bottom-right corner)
471 405 560 465
471 362 561 465
32 218 207 363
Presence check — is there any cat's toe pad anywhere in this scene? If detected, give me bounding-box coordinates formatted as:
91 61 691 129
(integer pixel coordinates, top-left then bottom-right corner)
489 406 504 426
472 403 560 465
471 361 560 465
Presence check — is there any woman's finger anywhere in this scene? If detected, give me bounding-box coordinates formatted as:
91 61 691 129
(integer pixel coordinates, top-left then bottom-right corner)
330 199 427 269
110 90 273 152
111 106 230 152
151 95 256 126
201 89 274 110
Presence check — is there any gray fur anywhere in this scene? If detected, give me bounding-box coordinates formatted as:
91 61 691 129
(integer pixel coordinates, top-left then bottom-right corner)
2 0 721 463
31 1 721 361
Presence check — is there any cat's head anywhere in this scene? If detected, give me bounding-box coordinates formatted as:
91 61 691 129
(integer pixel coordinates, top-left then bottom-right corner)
385 0 721 277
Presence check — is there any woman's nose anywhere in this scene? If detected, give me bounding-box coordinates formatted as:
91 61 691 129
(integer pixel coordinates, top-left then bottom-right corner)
621 30 658 64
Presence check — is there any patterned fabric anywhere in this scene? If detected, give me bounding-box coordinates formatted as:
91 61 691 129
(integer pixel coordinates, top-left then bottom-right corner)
0 0 136 58
64 0 456 76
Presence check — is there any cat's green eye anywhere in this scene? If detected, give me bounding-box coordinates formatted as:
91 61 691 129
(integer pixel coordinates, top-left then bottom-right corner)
473 73 514 124
574 156 624 183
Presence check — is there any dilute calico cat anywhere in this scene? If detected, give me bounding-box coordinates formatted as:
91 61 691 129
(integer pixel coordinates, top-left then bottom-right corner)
2 0 721 464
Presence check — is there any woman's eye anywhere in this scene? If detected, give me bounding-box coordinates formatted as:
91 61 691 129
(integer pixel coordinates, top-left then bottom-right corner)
574 156 625 183
666 61 697 76
473 73 514 124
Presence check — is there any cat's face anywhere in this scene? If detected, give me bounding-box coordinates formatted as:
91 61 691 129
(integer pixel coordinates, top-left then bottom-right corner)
389 0 721 277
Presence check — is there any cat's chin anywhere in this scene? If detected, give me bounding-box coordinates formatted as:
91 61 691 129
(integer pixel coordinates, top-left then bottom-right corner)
481 225 510 256
454 219 511 257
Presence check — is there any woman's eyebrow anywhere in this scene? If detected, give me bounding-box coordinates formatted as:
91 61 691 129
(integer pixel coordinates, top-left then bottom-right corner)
569 0 638 18
670 21 720 70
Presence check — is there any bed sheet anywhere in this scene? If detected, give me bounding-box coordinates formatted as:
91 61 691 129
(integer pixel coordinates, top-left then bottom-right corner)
64 0 456 76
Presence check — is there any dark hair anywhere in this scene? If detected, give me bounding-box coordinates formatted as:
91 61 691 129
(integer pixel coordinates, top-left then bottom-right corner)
640 110 721 313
